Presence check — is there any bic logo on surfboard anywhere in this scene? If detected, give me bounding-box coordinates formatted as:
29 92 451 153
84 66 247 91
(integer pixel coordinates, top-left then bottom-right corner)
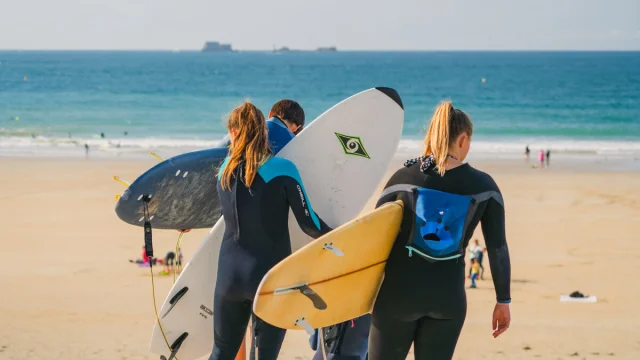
335 132 370 159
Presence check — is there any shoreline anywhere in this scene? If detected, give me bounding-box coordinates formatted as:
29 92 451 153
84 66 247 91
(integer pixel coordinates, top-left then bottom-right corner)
2 149 639 173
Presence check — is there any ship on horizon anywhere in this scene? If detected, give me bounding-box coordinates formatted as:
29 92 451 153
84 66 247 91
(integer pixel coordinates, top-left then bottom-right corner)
201 41 233 52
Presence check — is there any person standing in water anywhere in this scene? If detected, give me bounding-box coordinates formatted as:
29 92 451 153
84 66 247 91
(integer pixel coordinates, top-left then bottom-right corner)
210 102 331 360
546 149 551 167
369 101 512 360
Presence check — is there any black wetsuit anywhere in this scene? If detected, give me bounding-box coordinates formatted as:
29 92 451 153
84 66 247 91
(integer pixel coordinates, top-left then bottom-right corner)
209 157 331 360
368 158 511 360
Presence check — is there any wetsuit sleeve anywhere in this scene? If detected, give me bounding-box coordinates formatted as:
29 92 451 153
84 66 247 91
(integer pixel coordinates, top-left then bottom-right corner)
281 171 332 239
480 195 512 304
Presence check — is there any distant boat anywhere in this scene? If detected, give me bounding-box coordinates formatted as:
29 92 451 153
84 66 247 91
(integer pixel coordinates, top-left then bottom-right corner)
273 46 292 53
316 46 337 52
201 41 233 52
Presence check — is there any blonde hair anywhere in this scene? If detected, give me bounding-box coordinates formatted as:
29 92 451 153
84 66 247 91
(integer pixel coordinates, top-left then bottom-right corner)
219 102 272 190
422 101 473 176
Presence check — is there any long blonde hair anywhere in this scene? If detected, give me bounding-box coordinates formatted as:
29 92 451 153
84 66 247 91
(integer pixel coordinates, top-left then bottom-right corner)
423 101 473 176
219 102 272 190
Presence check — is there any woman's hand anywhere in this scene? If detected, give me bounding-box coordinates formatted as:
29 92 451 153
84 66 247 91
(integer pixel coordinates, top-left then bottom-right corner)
177 229 191 233
492 303 511 338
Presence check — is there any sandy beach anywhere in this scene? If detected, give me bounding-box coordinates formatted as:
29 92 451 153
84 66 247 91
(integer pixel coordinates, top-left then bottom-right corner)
1 154 640 360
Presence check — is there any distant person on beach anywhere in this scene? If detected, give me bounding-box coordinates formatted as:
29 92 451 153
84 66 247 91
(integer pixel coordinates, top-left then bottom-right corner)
525 145 530 162
208 102 331 360
470 259 480 288
546 150 551 167
370 101 512 360
129 246 148 264
100 132 105 139
129 246 156 265
84 143 89 158
164 251 176 274
468 239 486 280
539 149 545 168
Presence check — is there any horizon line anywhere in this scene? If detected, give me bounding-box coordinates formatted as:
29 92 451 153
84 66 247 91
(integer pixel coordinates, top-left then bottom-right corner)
1 48 639 52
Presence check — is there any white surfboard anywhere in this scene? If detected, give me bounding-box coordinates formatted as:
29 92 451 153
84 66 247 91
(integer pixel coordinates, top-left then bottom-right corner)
149 87 404 360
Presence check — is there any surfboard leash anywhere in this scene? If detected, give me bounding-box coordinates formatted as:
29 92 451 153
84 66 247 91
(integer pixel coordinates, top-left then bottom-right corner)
173 231 186 283
142 195 179 360
319 327 328 360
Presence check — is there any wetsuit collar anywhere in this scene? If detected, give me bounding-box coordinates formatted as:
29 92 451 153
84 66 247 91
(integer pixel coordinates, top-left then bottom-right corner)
268 116 294 136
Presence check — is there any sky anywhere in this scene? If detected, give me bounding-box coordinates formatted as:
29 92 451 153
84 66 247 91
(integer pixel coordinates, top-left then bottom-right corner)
1 0 639 50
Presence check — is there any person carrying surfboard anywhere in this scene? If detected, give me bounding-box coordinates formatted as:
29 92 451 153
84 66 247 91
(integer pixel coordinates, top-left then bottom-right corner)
176 99 306 235
219 99 305 153
266 99 304 151
369 101 512 360
210 101 332 360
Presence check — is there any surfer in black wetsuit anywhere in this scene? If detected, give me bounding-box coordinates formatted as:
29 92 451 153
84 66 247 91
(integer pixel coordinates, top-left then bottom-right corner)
209 102 331 360
368 102 512 360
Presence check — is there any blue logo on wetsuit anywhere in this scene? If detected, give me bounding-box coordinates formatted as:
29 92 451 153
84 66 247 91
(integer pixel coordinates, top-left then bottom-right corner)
409 188 474 261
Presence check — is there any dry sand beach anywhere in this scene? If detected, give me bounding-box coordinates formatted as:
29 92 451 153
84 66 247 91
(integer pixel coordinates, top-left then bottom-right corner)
1 154 640 360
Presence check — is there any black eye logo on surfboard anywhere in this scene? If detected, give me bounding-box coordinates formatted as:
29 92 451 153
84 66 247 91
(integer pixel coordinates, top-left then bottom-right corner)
335 132 370 159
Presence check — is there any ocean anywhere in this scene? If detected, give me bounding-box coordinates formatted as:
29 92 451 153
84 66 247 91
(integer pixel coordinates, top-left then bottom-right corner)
1 51 639 159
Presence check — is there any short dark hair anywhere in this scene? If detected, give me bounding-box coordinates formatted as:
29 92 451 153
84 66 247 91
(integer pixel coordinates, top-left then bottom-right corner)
270 100 305 127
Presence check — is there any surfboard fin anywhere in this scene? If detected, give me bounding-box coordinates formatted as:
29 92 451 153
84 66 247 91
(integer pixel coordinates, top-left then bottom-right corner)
160 332 188 360
322 243 344 256
274 284 327 310
298 285 327 310
161 286 189 319
295 318 315 335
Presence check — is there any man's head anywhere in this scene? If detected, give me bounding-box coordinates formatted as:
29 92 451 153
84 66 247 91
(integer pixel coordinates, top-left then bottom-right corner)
474 239 479 245
269 99 305 135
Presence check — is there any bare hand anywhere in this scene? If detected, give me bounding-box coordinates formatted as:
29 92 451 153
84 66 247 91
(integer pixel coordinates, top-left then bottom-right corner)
178 229 191 233
492 303 511 338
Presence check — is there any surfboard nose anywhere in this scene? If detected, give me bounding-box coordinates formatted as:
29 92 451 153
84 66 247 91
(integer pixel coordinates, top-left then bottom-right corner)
375 87 404 110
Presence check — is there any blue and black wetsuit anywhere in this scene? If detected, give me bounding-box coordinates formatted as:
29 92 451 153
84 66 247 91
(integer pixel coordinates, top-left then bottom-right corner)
368 158 512 360
209 157 331 360
265 116 295 154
